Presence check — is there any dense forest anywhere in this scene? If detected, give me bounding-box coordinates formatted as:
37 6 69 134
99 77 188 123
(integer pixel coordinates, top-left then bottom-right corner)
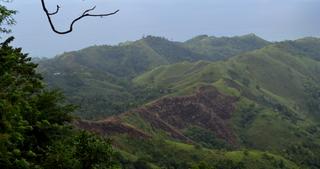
2 1 320 169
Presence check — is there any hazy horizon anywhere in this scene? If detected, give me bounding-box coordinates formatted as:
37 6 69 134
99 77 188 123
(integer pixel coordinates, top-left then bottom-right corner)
5 0 320 57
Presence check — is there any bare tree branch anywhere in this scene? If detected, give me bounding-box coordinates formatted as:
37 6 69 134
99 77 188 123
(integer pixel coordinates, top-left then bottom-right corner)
40 0 119 34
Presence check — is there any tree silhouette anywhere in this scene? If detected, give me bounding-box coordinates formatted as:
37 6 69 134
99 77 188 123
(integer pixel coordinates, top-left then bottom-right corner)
40 0 119 34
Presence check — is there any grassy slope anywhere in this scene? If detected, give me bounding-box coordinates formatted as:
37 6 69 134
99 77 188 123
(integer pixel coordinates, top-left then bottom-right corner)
134 42 320 112
112 135 300 169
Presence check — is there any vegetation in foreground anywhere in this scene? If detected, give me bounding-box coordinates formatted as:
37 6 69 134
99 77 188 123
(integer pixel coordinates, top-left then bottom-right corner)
0 37 120 169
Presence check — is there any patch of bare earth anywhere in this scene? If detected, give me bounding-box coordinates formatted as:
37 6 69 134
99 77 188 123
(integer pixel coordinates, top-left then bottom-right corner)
132 86 238 144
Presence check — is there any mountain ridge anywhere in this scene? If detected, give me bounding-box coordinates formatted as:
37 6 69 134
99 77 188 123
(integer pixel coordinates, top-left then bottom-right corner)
38 34 272 119
37 35 320 168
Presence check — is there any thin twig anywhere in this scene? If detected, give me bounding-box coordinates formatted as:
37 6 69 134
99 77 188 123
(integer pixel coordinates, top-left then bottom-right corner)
48 5 60 15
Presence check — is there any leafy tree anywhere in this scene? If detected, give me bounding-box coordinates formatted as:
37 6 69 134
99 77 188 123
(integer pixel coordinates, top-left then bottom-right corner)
44 131 119 169
0 35 74 168
74 131 119 169
0 4 120 167
0 0 16 34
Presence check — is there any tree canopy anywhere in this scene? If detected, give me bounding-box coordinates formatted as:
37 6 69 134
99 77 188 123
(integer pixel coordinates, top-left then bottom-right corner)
0 2 120 168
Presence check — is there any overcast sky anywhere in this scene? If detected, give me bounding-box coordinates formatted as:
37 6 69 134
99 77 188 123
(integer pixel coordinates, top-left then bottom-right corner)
4 0 320 57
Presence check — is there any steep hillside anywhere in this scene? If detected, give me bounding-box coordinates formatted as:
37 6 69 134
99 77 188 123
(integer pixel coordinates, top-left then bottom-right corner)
38 35 269 119
122 86 238 144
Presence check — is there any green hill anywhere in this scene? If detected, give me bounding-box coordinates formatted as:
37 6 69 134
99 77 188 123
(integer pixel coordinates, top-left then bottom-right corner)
38 36 202 119
38 35 270 119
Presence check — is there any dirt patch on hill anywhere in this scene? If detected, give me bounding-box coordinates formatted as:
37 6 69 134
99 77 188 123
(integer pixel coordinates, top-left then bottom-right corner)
132 85 238 144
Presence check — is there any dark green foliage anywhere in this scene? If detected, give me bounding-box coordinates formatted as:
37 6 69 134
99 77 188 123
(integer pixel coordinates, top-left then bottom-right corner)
284 142 320 169
0 37 72 168
304 80 320 115
0 38 119 169
74 132 118 169
44 131 119 169
60 83 163 119
236 103 259 128
133 159 153 169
